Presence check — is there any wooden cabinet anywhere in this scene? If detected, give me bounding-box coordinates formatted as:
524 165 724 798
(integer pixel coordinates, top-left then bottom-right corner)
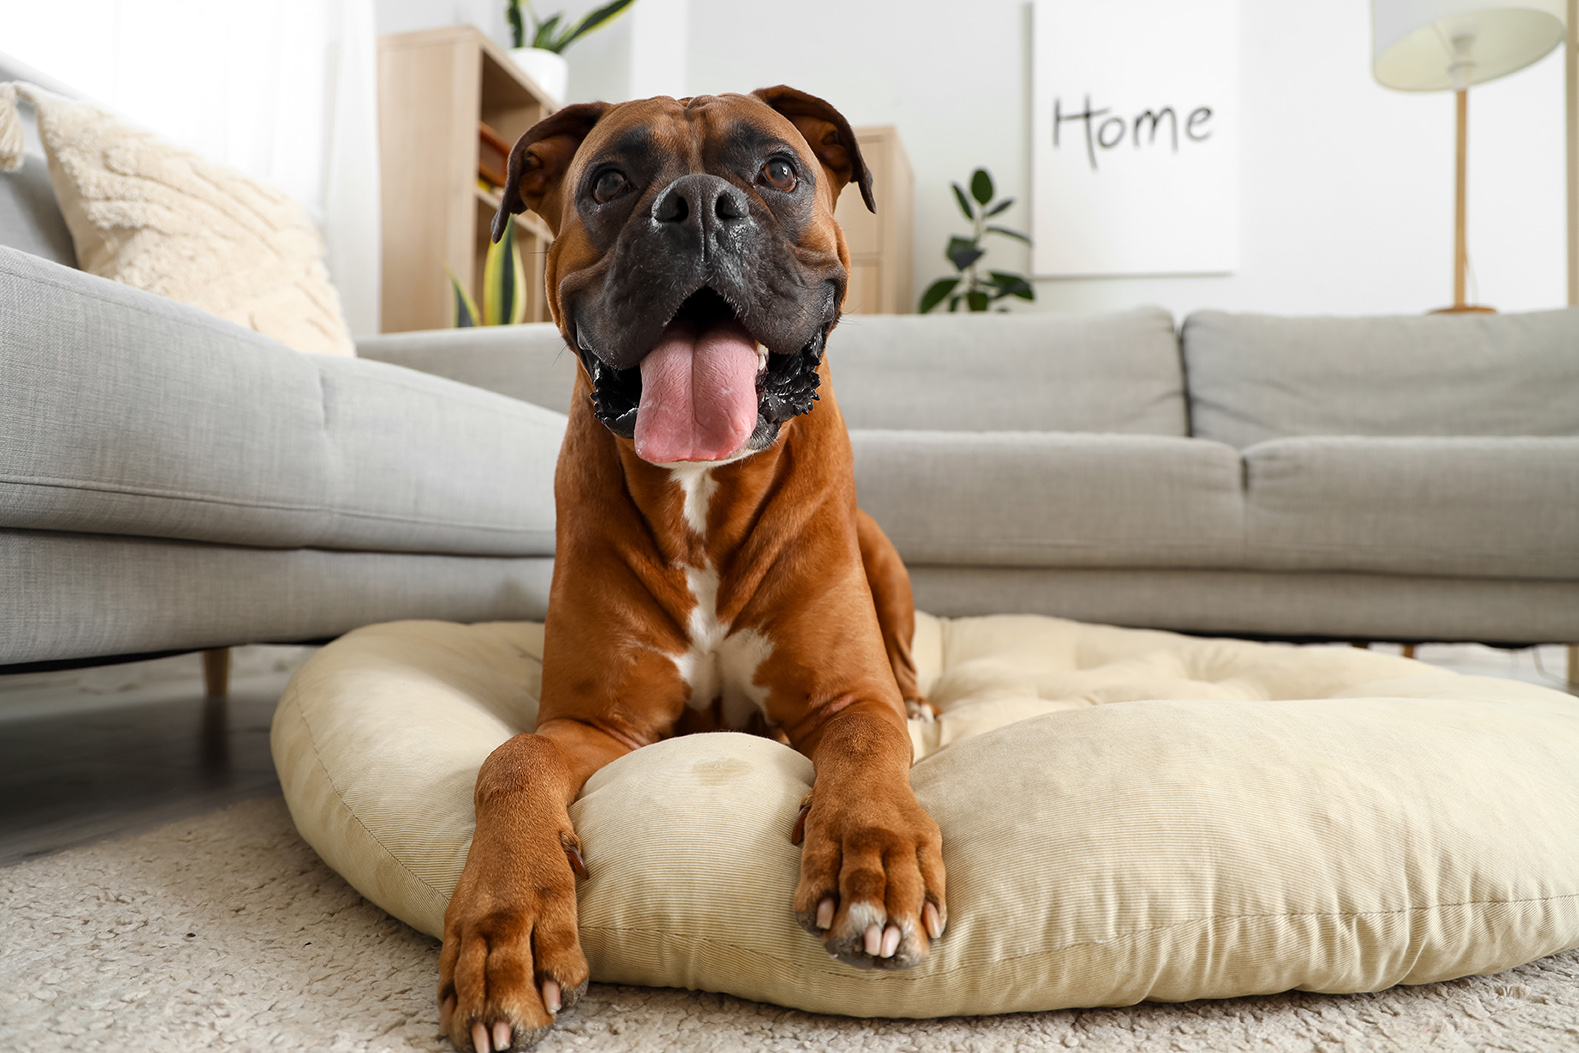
835 126 914 315
377 26 557 333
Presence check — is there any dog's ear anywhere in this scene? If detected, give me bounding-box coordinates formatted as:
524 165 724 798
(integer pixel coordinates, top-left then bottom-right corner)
751 85 874 214
493 102 610 240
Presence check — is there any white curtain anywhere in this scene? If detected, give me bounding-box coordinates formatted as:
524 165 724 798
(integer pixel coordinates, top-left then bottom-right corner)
5 0 383 335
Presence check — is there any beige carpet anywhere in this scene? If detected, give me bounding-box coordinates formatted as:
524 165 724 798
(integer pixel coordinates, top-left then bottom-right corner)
1 798 1576 1053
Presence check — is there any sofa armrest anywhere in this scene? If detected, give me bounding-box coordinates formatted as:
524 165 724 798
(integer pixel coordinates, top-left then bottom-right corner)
0 246 565 557
357 323 579 415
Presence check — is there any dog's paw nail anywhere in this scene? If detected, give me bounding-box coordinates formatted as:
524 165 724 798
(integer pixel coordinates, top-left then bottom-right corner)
924 901 944 940
863 923 882 956
543 978 562 1015
564 844 589 879
472 1020 492 1053
816 898 835 930
493 1021 512 1050
880 924 902 958
791 803 811 845
440 994 456 1030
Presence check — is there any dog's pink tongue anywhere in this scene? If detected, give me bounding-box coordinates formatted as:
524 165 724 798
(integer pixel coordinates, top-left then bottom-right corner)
635 319 760 463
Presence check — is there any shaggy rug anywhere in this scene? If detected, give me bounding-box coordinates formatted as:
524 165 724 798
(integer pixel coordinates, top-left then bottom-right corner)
1 797 1576 1053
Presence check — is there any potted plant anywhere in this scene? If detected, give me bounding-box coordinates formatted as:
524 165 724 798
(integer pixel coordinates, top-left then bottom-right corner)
446 215 529 327
506 0 637 105
918 168 1035 313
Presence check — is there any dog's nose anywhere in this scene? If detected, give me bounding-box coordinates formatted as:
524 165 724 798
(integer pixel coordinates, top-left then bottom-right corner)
651 174 750 244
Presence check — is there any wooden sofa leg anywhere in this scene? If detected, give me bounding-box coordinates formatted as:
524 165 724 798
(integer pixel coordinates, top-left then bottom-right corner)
203 647 231 698
1401 645 1417 659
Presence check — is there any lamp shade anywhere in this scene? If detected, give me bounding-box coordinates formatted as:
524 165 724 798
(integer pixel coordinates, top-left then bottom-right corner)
1372 0 1566 90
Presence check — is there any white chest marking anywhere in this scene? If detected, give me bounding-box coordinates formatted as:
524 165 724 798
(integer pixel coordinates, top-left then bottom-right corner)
665 466 772 728
669 462 720 537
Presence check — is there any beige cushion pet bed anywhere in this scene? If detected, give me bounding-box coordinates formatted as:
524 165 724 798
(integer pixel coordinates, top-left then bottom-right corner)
270 614 1579 1016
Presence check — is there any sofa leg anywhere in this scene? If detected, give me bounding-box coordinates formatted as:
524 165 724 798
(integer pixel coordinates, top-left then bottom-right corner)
1569 645 1578 689
1401 645 1417 659
202 647 231 698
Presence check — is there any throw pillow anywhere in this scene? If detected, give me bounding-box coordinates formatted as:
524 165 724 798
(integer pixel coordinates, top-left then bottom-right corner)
0 81 355 357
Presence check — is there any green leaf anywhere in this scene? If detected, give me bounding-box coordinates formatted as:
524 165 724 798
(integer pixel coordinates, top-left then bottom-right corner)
987 270 1035 300
532 14 562 49
445 264 480 328
985 225 1031 244
983 197 1014 218
966 289 990 312
947 293 962 312
946 236 984 272
970 169 994 206
508 235 528 324
482 214 513 325
918 276 960 314
951 183 975 221
557 0 637 51
481 214 531 325
507 1 526 48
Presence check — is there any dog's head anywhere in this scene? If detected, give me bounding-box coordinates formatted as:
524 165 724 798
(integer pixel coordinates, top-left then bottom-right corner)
493 86 873 465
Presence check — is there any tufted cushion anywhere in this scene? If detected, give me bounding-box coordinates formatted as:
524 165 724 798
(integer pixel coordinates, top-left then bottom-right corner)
271 614 1579 1016
0 82 354 357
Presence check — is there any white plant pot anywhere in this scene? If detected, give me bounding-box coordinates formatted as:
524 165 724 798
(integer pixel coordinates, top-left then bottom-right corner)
509 47 568 107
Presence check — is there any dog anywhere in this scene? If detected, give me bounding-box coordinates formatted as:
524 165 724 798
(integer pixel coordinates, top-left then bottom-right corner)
437 86 946 1053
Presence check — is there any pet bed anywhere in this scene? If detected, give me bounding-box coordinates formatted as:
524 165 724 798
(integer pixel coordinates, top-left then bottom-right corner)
270 614 1579 1015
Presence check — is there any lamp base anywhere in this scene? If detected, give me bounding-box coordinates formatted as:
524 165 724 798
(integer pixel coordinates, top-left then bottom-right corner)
1429 304 1497 315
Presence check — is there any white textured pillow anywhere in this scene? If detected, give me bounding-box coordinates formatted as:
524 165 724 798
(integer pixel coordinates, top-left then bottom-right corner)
0 82 354 357
271 614 1579 1016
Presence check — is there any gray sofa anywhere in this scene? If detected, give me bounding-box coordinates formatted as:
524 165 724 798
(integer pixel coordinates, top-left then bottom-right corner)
4 57 1576 672
363 308 1579 649
6 256 1578 671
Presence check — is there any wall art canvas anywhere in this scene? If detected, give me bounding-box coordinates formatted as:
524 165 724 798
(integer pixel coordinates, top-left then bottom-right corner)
1031 0 1240 276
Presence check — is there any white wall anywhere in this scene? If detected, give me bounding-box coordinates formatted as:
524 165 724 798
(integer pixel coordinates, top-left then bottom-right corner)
375 0 509 41
373 0 1568 318
683 0 1568 318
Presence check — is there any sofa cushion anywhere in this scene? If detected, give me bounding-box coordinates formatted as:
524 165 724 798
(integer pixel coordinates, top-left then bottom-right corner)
0 247 563 557
852 430 1244 568
0 64 76 266
0 154 75 267
1183 309 1579 448
829 308 1186 435
357 323 578 415
271 614 1579 1018
1 82 355 357
1243 436 1579 580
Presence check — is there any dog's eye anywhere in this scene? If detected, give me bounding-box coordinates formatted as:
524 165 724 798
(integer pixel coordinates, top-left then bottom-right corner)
758 158 797 193
591 169 629 204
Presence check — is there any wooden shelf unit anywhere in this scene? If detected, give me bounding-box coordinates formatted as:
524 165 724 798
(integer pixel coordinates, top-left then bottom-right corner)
377 25 557 333
834 126 914 315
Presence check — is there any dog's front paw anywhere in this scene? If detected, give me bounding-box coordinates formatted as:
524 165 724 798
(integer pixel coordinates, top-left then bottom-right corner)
438 834 590 1051
791 789 946 970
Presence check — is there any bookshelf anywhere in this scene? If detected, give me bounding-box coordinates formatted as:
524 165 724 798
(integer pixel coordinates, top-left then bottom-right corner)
377 25 557 332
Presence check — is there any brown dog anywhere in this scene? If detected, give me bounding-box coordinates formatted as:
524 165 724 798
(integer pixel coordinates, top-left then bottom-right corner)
437 86 945 1052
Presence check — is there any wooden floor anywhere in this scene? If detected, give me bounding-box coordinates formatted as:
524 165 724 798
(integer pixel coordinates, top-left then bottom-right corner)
0 659 291 867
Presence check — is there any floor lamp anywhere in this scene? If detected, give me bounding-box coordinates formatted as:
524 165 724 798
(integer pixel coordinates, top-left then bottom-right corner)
1371 0 1567 313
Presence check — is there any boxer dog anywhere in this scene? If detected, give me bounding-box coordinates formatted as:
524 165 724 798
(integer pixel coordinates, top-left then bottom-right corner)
438 87 945 1052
